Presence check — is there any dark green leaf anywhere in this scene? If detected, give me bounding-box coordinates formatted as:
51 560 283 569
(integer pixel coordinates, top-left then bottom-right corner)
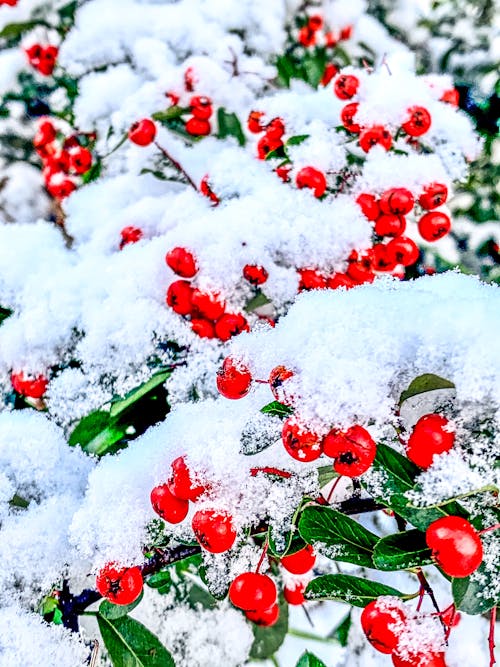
305 574 405 607
99 591 143 619
9 493 29 509
110 370 171 419
216 108 245 146
0 306 12 325
286 134 310 146
317 465 337 489
68 410 127 456
260 401 294 418
245 291 271 313
0 21 44 41
146 570 172 593
328 612 351 647
303 56 325 88
275 54 297 87
249 596 288 659
97 614 174 667
152 106 188 122
452 565 499 615
296 652 327 667
81 159 102 184
373 530 433 570
399 373 455 406
187 584 218 610
299 505 378 567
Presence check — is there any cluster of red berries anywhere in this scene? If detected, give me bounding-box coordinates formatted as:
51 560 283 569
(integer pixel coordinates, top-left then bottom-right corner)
10 370 48 399
297 13 352 49
0 0 18 6
25 43 58 76
165 247 249 340
163 66 215 137
33 118 94 199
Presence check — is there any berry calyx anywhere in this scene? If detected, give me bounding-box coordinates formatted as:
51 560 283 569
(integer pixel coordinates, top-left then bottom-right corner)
379 188 414 216
243 264 268 286
217 356 253 400
341 103 361 132
418 211 451 242
215 313 249 341
360 598 406 654
402 106 432 137
296 167 327 198
356 194 380 221
166 247 198 278
168 456 205 501
128 119 156 146
166 280 194 316
282 418 323 462
375 214 406 238
245 603 279 626
425 516 483 578
11 371 48 399
406 413 455 469
96 564 143 605
323 425 376 477
418 183 448 210
150 484 189 524
191 318 216 338
185 117 211 136
229 572 277 611
283 582 306 605
191 290 225 320
334 74 359 100
386 236 419 267
192 509 237 553
359 126 392 152
120 226 143 249
269 365 294 404
281 545 316 574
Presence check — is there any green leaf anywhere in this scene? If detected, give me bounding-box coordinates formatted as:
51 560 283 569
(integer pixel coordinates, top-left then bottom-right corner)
296 652 327 667
249 597 288 659
275 54 297 87
399 373 455 406
452 565 499 615
110 370 171 419
68 410 127 456
328 612 351 647
146 571 172 591
303 56 325 88
97 614 174 667
152 106 188 122
286 134 310 146
0 306 12 326
260 401 294 418
373 530 433 570
216 108 245 146
187 584 218 610
305 574 406 607
99 591 143 619
317 465 337 489
81 159 102 184
299 505 378 567
244 290 271 313
0 21 44 41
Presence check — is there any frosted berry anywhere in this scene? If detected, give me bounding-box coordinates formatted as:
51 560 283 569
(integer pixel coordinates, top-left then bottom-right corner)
298 268 327 291
166 247 198 278
200 175 220 205
356 194 380 221
217 356 253 400
372 244 397 272
361 598 406 654
169 456 205 501
418 183 448 210
192 509 237 553
166 280 194 316
269 365 294 404
245 603 279 626
69 146 92 175
418 211 451 241
34 119 56 148
379 188 414 216
341 103 361 132
46 149 70 173
375 214 406 238
190 95 212 120
392 652 447 667
257 134 282 160
281 545 316 574
129 119 156 146
229 572 277 611
323 425 376 477
402 106 432 137
265 118 285 141
386 236 419 267
334 74 359 100
243 264 268 286
38 46 58 75
11 371 48 399
191 290 225 320
96 564 143 605
185 117 211 136
282 418 323 462
426 516 483 578
215 313 249 341
406 414 455 469
284 582 306 605
120 226 143 249
359 126 392 152
296 167 327 198
46 175 76 200
150 484 189 524
191 318 215 338
247 111 265 134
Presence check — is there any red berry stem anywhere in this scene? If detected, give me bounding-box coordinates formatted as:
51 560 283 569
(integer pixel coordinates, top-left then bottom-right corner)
255 538 269 574
326 475 342 503
489 606 497 667
154 141 198 191
416 569 447 636
480 522 500 535
416 583 425 612
250 467 292 479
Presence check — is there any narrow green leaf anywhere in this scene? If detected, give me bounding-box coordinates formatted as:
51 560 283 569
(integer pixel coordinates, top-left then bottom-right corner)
152 106 188 122
99 591 143 619
249 596 288 659
286 134 310 146
97 614 174 667
0 21 44 41
110 370 171 419
399 373 455 406
216 108 246 146
305 574 405 607
296 652 327 667
329 612 351 647
260 401 294 418
373 530 433 570
146 571 172 590
68 410 127 455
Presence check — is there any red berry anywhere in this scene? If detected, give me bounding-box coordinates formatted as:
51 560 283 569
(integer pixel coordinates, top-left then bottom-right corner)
166 280 194 316
191 318 215 338
217 356 253 399
166 247 198 278
341 103 361 132
120 226 143 249
11 371 48 399
379 188 414 216
334 74 359 100
440 89 459 106
150 484 189 524
192 509 237 553
265 118 285 141
96 564 143 605
418 211 451 241
375 214 406 237
282 418 323 462
356 194 380 221
346 250 374 283
372 243 397 272
307 14 323 31
38 46 58 75
402 106 432 137
185 117 211 136
406 414 455 469
229 572 277 611
46 149 70 173
327 273 356 289
321 63 338 86
184 66 196 92
269 365 294 404
168 456 205 501
245 603 279 626
200 175 220 205
129 119 156 146
190 95 212 120
359 126 392 152
283 582 306 605
191 290 225 320
323 425 376 477
426 516 483 578
243 264 268 286
392 652 447 667
419 183 448 210
340 25 353 40
257 134 282 160
361 598 406 654
296 167 327 198
46 175 76 200
298 25 316 47
69 146 92 175
0 0 18 5
165 91 180 106
298 268 327 291
281 545 316 574
386 237 419 267
247 111 265 134
34 119 56 148
215 313 249 341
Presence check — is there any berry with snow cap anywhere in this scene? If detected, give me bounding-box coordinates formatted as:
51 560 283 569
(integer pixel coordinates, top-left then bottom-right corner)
217 356 253 399
282 418 323 462
361 597 406 654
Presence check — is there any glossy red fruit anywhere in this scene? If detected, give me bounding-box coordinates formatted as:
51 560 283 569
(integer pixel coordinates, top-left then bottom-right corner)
346 250 374 283
69 146 92 175
0 0 18 5
245 603 279 626
275 164 291 182
298 25 316 47
281 545 316 574
150 484 189 523
356 194 380 221
217 356 253 399
307 14 323 31
46 149 70 173
38 46 58 75
11 371 48 398
247 111 265 134
375 214 406 237
392 652 447 667
191 290 224 320
418 183 448 210
266 118 285 141
166 280 194 316
46 175 76 199
191 318 215 338
360 598 406 654
323 425 376 477
402 106 432 137
120 226 143 249
215 313 249 341
379 188 414 216
269 365 294 404
340 25 353 40
200 175 220 205
169 456 205 501
166 247 198 278
243 264 268 286
406 414 455 469
129 119 156 146
185 117 211 136
298 268 327 291
440 88 459 106
418 211 451 241
359 126 392 152
34 119 56 148
386 236 419 267
321 63 338 86
282 418 322 462
192 510 237 553
296 167 327 198
229 572 277 611
327 273 356 289
190 95 212 120
426 516 483 578
372 243 397 272
96 564 143 605
334 74 359 100
341 103 361 132
257 134 282 160
283 582 306 605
